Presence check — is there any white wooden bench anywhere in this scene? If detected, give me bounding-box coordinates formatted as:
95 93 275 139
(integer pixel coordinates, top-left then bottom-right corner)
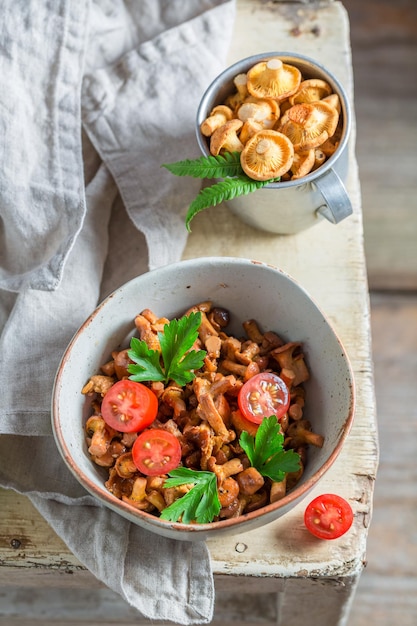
0 2 378 624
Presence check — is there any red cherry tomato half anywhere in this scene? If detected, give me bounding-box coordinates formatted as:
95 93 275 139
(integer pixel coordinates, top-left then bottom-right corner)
132 429 182 476
101 380 158 433
238 372 290 424
304 494 354 540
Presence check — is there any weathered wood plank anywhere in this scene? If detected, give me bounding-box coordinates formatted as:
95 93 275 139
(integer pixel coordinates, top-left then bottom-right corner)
347 292 417 626
343 0 417 290
0 2 378 625
185 0 377 592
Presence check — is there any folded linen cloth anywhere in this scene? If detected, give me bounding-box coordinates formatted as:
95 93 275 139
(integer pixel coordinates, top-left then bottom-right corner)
0 0 236 623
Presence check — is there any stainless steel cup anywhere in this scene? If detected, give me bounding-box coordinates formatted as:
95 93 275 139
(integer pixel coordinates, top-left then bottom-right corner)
196 52 353 234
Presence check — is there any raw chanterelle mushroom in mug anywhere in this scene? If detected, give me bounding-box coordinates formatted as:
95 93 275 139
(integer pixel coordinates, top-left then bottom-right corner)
246 58 301 101
202 56 342 180
240 130 294 181
210 118 244 156
162 55 348 231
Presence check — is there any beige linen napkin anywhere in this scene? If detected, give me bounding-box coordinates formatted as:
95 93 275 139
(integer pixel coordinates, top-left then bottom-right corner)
0 0 236 623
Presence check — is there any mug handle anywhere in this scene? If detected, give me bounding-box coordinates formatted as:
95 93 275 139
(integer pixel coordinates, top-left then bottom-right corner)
314 168 353 224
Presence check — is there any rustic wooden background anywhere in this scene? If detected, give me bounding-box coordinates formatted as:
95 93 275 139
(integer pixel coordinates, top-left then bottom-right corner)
0 1 415 624
345 0 417 291
344 0 417 624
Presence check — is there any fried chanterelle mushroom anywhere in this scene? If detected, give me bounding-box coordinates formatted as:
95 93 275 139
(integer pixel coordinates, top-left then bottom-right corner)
83 302 324 524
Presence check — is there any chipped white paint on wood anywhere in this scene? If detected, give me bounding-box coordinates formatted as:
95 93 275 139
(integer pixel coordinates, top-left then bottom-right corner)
0 2 378 624
185 0 378 583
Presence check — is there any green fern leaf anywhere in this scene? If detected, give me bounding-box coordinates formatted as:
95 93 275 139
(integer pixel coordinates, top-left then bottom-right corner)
185 175 275 232
162 152 243 179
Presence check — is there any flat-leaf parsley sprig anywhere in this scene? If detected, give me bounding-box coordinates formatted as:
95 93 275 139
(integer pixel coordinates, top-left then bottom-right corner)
162 152 280 232
160 416 300 525
160 467 221 524
127 311 206 387
240 415 301 482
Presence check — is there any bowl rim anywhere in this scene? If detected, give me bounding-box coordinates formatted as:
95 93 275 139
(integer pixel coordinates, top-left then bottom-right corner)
51 256 356 538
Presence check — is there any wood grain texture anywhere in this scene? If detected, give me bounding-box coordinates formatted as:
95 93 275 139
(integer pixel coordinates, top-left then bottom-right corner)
2 293 414 626
347 292 417 626
343 0 417 290
186 3 376 589
0 2 379 624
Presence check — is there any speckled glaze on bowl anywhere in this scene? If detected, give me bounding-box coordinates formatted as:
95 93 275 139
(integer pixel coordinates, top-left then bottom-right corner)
52 257 355 541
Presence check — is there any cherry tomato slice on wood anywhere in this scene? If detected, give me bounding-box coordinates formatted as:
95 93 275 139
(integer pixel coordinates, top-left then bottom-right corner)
238 372 290 424
304 493 354 540
101 379 158 433
132 429 182 476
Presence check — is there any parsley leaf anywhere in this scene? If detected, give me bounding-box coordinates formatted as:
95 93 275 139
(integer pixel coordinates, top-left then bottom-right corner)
160 467 221 524
240 415 301 482
127 311 206 387
127 338 165 382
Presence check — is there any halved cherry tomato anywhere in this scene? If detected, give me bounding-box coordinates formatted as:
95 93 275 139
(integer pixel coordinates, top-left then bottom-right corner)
101 379 158 433
238 372 290 424
304 493 354 540
132 429 182 476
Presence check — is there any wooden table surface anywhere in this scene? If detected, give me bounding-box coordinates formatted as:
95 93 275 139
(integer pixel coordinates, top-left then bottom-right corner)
0 2 379 624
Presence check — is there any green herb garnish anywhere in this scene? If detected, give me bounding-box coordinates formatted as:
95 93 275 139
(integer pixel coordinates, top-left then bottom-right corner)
127 311 206 387
240 415 301 482
184 176 273 232
160 467 221 524
162 151 243 179
162 152 279 232
158 416 301 524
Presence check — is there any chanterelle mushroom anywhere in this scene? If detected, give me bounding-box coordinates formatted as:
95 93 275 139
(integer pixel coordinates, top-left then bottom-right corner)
240 129 294 181
210 118 244 156
237 98 280 129
225 73 249 111
320 125 342 157
313 148 326 170
289 78 333 105
200 105 234 137
322 93 341 113
246 57 301 102
280 101 339 151
239 118 264 144
290 149 315 180
234 73 248 98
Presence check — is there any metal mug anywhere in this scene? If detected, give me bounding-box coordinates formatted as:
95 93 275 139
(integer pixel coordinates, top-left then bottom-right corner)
196 52 353 234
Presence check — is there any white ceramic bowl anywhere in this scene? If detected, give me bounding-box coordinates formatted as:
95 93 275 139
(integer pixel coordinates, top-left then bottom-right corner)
52 257 355 541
